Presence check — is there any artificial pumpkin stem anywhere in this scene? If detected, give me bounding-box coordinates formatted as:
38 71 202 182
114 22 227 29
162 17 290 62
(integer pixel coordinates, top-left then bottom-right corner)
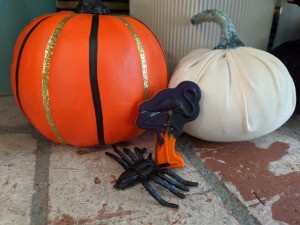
191 9 245 49
155 128 185 168
75 0 110 15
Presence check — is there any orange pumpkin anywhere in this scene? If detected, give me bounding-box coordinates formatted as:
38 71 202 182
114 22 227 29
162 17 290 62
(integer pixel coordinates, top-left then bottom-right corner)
11 2 168 146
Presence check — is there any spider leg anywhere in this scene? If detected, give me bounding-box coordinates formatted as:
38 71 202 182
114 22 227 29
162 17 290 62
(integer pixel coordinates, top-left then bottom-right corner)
147 152 154 162
142 181 179 208
113 170 139 189
152 176 186 199
157 163 171 168
148 153 168 166
105 152 131 170
112 145 133 166
123 148 138 162
160 169 198 187
134 147 147 160
156 173 189 191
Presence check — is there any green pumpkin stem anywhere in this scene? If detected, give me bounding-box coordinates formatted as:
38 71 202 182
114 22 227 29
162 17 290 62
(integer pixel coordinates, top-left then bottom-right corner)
74 0 110 15
191 9 245 49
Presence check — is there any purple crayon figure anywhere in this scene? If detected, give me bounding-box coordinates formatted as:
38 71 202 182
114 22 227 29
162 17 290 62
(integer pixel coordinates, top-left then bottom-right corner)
136 81 201 168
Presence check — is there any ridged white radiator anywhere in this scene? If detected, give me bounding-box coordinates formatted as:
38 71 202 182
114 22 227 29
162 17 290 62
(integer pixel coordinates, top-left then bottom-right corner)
130 0 276 72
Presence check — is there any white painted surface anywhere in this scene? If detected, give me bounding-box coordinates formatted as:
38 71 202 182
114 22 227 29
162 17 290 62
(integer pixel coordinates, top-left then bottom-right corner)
130 0 276 72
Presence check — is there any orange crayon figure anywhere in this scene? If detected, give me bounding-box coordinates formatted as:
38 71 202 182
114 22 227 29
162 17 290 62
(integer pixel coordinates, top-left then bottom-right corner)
136 81 201 168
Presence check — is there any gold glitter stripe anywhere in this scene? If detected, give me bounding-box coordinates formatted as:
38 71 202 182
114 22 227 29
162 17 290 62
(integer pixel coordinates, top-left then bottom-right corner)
42 14 74 142
116 17 149 100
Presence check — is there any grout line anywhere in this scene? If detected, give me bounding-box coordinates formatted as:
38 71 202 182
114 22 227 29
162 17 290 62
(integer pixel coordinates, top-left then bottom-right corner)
30 131 52 225
178 137 261 225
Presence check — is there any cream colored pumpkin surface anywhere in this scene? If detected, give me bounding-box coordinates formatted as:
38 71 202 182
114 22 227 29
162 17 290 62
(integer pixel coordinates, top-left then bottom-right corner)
169 10 296 142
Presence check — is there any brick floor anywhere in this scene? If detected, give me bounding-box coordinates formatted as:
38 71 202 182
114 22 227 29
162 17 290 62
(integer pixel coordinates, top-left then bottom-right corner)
0 133 37 225
187 118 300 225
1 96 299 225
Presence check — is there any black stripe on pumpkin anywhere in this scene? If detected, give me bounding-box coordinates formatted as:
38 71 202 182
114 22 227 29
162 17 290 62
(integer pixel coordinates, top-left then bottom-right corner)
89 14 105 145
15 16 50 117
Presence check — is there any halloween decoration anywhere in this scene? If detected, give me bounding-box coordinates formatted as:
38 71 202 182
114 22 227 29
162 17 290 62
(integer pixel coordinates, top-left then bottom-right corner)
74 0 110 14
271 40 300 114
11 0 168 146
169 9 296 142
136 81 201 168
106 145 198 208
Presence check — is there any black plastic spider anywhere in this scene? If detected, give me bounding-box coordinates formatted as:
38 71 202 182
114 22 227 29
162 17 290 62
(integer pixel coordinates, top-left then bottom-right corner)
105 145 198 208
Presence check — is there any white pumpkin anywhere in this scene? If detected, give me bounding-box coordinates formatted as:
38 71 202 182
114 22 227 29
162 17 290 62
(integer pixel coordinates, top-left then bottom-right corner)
169 9 296 142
